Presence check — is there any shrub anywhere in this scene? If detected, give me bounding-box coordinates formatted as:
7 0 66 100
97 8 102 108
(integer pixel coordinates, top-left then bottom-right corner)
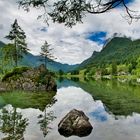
2 67 30 82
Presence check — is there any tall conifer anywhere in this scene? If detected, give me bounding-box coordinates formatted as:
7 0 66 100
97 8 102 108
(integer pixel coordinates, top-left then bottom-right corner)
6 19 28 66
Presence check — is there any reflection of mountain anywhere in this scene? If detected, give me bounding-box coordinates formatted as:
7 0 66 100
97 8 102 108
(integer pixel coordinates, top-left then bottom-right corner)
0 107 28 140
77 79 140 116
57 78 80 89
0 91 56 111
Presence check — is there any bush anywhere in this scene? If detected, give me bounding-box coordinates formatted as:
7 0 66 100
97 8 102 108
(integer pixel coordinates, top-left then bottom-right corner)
2 67 30 82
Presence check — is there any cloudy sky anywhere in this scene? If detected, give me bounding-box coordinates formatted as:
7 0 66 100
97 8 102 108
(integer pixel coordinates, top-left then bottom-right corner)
0 0 140 64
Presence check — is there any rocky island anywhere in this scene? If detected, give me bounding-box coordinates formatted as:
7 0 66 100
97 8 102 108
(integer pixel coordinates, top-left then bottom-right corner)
0 64 57 92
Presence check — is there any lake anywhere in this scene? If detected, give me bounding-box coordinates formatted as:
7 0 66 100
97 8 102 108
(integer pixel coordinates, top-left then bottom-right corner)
0 79 140 140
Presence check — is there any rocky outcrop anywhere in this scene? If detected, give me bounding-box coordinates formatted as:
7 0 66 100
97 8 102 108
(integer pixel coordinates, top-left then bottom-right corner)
58 109 93 137
1 64 57 91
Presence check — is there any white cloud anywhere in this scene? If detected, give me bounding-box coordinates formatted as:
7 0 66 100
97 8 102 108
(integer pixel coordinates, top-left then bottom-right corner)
0 0 140 64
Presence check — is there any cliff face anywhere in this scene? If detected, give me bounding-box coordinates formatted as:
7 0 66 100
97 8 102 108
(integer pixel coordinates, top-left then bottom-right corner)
1 65 57 92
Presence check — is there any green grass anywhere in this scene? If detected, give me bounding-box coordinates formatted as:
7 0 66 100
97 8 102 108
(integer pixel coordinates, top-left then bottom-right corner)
0 91 56 111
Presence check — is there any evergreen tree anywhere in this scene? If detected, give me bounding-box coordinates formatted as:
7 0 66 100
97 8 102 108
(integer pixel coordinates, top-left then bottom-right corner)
5 19 28 67
40 41 55 67
2 44 15 66
112 62 117 76
38 110 56 137
0 107 28 140
59 69 64 76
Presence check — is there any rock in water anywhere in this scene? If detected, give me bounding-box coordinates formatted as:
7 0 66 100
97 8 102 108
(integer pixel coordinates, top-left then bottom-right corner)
58 109 93 137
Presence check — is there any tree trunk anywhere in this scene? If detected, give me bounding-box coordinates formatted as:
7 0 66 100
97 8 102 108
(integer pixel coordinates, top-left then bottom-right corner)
14 38 18 67
45 56 47 68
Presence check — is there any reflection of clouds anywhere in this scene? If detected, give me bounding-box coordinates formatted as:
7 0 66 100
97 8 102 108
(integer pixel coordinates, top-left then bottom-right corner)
89 107 108 122
0 24 3 30
1 86 140 140
49 86 102 117
46 86 140 140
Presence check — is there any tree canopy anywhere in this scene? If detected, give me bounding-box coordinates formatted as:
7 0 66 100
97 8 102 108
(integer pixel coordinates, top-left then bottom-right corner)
40 41 55 67
5 19 29 66
19 0 140 27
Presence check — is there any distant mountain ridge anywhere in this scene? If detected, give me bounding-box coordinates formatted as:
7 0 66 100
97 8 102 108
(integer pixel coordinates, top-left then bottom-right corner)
79 37 140 69
0 41 5 48
0 41 79 72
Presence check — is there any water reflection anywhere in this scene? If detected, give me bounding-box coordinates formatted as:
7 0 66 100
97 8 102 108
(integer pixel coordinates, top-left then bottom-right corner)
38 109 56 137
0 106 28 140
78 79 140 116
0 79 140 140
46 82 140 140
70 77 79 82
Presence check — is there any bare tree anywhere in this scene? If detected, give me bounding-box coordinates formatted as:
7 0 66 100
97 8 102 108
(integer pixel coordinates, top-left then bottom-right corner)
18 0 140 27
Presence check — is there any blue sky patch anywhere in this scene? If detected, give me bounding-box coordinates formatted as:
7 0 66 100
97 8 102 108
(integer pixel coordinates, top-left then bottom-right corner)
87 31 107 45
116 0 134 8
40 27 48 32
124 0 134 4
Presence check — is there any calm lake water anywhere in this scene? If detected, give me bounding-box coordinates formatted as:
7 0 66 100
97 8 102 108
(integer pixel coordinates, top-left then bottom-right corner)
0 79 140 140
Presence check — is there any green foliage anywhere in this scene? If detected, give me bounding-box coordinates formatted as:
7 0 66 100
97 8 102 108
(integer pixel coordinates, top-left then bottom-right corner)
0 41 5 48
112 62 117 76
78 37 140 78
5 19 29 66
79 79 140 116
59 69 64 75
101 68 109 76
37 71 50 85
86 68 96 77
0 107 28 140
117 64 128 73
0 91 56 111
38 110 56 137
132 68 140 77
2 67 30 82
2 43 15 65
79 37 140 68
71 70 79 75
0 41 78 72
40 41 55 67
19 0 135 27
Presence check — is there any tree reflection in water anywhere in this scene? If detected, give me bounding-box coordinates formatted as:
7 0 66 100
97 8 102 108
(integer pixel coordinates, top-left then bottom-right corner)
38 108 56 137
0 107 28 140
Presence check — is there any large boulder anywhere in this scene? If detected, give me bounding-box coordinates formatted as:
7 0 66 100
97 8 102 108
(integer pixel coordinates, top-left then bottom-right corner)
58 109 93 137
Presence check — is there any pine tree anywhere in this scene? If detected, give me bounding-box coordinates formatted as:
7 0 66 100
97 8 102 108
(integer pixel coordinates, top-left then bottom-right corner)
38 110 56 137
0 107 28 140
112 62 117 76
5 19 29 67
40 41 55 67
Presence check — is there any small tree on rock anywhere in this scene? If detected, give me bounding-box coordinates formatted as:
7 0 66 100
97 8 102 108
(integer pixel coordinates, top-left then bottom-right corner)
40 41 55 68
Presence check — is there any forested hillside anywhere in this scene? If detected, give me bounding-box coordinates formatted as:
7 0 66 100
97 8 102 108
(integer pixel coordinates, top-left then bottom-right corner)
79 37 140 69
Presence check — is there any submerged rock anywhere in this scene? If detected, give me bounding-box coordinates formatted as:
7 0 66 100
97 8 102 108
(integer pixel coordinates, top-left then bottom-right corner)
58 109 93 137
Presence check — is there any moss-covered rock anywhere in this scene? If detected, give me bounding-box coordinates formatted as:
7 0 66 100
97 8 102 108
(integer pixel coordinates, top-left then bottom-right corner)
0 64 57 92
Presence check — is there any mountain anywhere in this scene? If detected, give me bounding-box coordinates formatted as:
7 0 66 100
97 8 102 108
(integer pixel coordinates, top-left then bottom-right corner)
21 53 79 72
79 51 99 68
0 41 78 72
79 37 140 69
0 41 5 48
